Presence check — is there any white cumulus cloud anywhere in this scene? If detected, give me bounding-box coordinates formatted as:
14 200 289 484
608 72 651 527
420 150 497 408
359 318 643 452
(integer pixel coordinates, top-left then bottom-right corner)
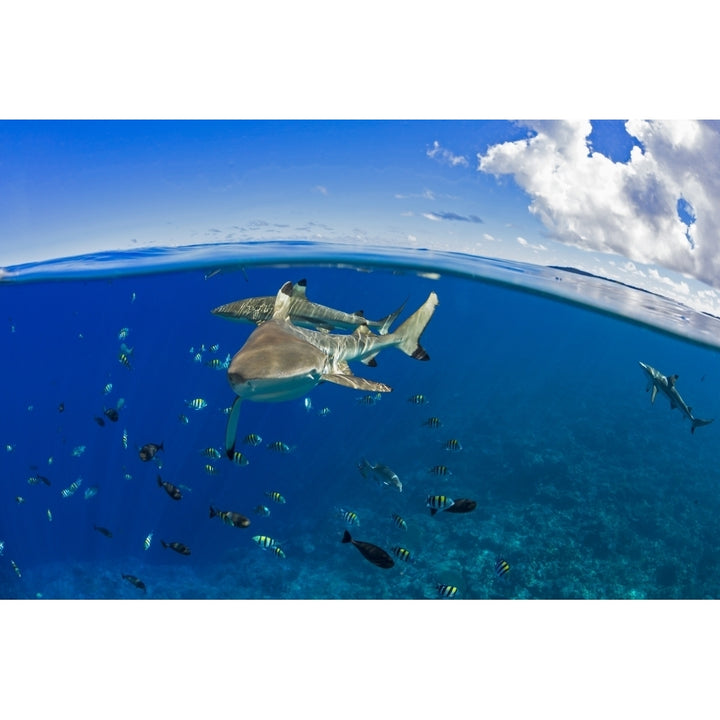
477 120 720 290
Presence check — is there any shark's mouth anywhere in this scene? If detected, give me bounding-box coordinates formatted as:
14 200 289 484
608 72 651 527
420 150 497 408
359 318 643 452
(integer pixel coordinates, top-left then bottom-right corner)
228 372 322 402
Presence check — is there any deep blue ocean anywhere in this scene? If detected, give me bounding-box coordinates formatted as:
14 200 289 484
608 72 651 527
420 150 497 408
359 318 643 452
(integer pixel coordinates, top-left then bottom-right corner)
3 241 720 599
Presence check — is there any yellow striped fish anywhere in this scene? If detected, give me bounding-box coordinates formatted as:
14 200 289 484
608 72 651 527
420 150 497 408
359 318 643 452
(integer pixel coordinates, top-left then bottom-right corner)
185 398 208 410
429 464 452 476
444 438 462 452
231 451 249 466
391 513 407 531
265 491 286 504
61 478 83 498
252 535 278 549
271 546 286 559
436 583 458 598
426 495 454 515
391 546 413 563
144 531 154 551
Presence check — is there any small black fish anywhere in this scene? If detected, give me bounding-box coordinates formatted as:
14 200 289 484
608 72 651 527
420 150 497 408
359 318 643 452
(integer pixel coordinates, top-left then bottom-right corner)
209 505 251 528
157 475 182 500
94 416 106 427
444 498 477 514
161 540 191 555
121 573 147 593
104 407 119 422
139 442 163 462
58 402 65 413
93 524 113 538
35 473 51 487
341 530 394 569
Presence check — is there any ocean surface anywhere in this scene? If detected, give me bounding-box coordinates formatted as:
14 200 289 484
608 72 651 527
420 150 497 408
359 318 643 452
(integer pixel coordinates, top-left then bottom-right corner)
2 240 720 600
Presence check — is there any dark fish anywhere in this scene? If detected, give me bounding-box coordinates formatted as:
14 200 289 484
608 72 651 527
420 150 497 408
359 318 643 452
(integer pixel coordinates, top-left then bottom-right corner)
94 416 106 427
209 505 251 528
104 407 119 422
161 540 191 555
157 475 182 500
444 498 477 514
35 473 51 486
495 557 510 577
139 442 163 462
58 402 65 413
341 529 394 569
93 524 113 538
122 573 147 593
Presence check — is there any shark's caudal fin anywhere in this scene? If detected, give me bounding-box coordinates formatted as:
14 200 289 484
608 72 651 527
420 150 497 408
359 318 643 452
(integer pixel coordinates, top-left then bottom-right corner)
225 397 243 459
378 299 407 335
391 291 439 360
691 417 714 434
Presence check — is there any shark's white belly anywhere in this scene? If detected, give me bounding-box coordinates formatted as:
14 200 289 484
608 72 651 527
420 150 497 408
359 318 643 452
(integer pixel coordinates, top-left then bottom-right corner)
230 373 322 402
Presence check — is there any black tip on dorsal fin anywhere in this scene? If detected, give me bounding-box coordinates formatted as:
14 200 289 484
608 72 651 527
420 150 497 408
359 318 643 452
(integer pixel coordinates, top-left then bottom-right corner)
297 279 307 287
293 279 308 298
354 310 365 317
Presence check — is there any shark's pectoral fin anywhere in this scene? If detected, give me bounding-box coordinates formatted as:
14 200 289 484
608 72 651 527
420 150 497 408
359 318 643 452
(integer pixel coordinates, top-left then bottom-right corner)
225 397 243 459
323 373 392 393
650 386 658 404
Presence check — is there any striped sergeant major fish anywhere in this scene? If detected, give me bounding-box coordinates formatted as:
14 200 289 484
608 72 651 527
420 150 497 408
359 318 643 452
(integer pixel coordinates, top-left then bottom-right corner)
252 535 279 549
426 495 454 515
211 278 406 335
436 583 458 598
61 478 83 498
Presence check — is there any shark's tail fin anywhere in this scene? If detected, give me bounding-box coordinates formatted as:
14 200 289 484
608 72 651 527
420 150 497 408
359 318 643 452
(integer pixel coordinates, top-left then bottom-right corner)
691 417 714 434
391 291 438 360
378 299 408 335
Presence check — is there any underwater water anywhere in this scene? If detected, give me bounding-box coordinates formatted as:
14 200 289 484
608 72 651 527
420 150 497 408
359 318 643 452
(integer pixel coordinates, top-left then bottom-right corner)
2 241 720 600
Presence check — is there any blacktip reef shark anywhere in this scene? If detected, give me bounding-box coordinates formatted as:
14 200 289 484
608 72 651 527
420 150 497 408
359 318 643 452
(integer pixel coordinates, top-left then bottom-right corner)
211 279 406 335
639 361 714 434
223 281 439 458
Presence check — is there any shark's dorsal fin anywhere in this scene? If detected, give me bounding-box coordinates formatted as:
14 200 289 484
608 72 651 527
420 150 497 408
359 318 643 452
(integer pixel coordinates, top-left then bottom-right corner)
292 279 308 298
271 282 295 321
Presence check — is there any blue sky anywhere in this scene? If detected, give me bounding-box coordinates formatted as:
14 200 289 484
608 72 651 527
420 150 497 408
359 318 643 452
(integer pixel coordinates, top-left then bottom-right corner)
3 119 720 316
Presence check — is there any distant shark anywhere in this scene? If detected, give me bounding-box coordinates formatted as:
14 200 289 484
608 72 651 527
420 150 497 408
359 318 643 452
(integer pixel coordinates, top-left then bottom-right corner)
639 361 714 434
224 281 439 458
211 279 406 335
